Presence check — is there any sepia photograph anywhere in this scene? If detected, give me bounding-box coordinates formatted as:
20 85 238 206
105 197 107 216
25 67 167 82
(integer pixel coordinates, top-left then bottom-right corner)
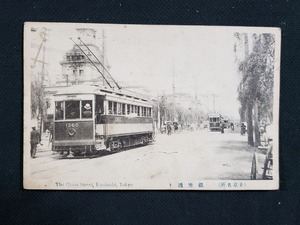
23 22 280 190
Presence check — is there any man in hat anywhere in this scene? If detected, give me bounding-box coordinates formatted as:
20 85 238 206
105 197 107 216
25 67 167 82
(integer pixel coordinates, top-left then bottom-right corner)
30 126 40 158
82 103 92 118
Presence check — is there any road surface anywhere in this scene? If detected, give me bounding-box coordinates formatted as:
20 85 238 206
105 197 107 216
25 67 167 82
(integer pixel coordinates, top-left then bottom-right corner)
28 128 258 181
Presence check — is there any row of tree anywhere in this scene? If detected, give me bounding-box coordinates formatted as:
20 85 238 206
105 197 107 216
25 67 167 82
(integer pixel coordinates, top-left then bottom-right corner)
152 95 206 129
234 33 275 146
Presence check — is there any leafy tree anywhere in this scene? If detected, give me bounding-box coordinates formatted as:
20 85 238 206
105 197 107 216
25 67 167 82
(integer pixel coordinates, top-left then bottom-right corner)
234 33 275 146
31 73 47 121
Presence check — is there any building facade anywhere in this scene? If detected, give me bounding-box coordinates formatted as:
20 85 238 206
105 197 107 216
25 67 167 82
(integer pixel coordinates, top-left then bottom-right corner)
56 28 113 87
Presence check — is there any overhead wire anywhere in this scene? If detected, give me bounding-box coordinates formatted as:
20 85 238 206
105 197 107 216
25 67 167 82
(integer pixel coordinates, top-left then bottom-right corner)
70 38 113 88
78 37 121 90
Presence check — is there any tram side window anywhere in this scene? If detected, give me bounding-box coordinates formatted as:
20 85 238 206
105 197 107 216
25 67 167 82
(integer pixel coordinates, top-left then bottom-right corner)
108 101 112 114
95 98 103 124
65 101 80 119
127 104 130 115
117 103 122 115
55 101 64 120
82 100 92 118
95 97 103 114
122 104 125 115
113 102 117 114
149 108 152 117
118 103 122 115
131 105 134 114
137 106 140 116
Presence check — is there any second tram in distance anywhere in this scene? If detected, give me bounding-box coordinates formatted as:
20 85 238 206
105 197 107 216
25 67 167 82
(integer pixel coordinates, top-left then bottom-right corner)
209 113 221 131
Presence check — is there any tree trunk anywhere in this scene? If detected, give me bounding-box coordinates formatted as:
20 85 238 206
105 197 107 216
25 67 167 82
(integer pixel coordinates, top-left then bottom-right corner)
239 106 246 122
254 99 260 147
246 103 254 146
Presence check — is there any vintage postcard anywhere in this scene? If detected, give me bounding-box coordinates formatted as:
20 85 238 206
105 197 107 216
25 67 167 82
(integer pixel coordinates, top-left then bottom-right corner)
24 22 280 190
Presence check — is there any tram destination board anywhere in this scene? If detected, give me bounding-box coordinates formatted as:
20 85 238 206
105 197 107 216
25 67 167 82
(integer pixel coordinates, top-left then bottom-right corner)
23 22 280 190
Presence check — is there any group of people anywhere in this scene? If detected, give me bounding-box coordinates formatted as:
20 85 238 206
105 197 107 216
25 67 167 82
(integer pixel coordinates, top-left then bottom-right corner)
30 122 54 159
220 121 235 134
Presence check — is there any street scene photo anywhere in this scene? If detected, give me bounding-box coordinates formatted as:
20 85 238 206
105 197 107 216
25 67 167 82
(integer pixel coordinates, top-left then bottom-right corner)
23 23 280 190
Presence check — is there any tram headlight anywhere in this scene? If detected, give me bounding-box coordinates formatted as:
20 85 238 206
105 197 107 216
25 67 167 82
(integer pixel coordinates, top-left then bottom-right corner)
68 128 76 136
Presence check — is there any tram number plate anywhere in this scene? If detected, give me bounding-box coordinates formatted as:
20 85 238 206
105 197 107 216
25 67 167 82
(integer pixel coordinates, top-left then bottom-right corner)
65 123 79 128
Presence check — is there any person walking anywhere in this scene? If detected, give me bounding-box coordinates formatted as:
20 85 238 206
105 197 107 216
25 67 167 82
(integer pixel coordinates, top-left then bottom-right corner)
240 123 246 135
220 121 225 134
30 126 40 158
230 122 234 131
167 123 172 135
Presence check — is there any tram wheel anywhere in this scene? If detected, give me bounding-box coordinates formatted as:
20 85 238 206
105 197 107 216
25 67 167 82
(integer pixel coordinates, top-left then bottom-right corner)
72 150 82 157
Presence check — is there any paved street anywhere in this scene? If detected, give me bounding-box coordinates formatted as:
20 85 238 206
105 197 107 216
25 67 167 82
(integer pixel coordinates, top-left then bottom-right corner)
28 128 262 181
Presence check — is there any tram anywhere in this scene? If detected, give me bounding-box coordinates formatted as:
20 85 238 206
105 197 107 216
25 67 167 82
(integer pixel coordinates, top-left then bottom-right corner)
52 85 155 157
209 113 221 131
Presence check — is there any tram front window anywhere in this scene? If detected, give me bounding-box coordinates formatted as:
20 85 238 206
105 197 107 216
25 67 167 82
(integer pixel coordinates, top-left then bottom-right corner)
65 101 80 119
55 101 64 120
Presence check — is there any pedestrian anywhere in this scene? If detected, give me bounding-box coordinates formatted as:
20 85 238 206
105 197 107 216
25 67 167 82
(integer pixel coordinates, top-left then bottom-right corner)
167 123 172 135
230 122 234 131
240 123 246 135
260 127 268 146
30 126 41 158
49 123 53 141
220 121 225 134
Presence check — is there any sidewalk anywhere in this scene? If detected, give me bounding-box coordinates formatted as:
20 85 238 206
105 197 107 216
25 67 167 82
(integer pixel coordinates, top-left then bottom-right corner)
37 132 52 152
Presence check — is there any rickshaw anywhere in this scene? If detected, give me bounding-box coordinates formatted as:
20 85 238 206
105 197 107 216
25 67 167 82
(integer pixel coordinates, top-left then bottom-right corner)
250 138 273 180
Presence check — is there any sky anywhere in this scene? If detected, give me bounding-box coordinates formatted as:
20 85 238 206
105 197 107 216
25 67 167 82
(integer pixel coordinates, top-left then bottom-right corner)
27 23 246 120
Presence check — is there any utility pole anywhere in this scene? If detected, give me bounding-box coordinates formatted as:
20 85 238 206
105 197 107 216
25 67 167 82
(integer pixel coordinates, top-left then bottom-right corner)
157 95 161 130
206 95 209 114
211 94 219 113
172 59 175 122
34 27 48 135
102 29 106 86
40 28 47 134
194 75 198 124
162 92 167 123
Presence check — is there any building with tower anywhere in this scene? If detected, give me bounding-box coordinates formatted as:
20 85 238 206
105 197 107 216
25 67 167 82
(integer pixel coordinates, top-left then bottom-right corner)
56 28 113 87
